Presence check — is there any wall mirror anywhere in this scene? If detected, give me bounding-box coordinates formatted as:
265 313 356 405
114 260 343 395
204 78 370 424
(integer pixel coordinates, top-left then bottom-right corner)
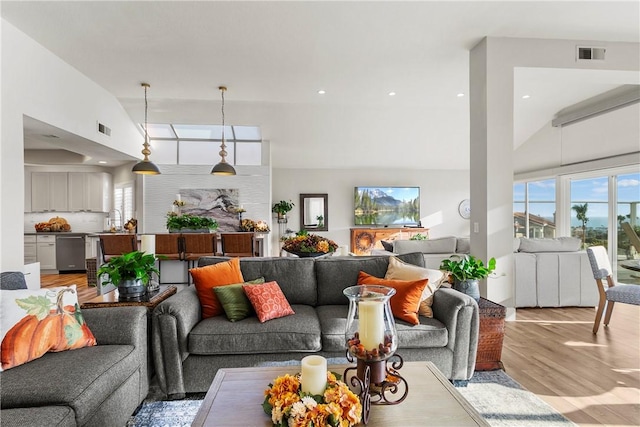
300 193 328 232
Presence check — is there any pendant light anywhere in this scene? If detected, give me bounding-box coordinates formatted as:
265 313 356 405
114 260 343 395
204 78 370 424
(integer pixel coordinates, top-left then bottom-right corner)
211 86 236 175
132 83 161 175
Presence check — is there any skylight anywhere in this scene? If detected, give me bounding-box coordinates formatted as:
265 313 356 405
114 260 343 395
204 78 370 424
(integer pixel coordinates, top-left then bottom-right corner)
140 123 263 166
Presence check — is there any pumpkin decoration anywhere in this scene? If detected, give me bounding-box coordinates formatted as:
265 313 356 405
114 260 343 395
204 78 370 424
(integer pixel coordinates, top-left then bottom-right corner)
1 288 96 370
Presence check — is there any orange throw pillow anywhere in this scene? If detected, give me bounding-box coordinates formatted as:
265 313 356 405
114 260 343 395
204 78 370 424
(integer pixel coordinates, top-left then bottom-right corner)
357 271 428 325
190 258 244 318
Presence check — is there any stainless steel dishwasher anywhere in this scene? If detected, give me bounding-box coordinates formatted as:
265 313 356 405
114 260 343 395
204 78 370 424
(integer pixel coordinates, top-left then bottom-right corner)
56 234 86 272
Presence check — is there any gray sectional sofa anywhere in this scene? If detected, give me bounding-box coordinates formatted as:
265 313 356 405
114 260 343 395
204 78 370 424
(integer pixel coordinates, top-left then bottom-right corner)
0 306 149 427
151 252 480 400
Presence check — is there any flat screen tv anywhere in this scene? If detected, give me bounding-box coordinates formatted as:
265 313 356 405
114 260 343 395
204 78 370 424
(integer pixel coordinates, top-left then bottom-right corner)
354 186 420 226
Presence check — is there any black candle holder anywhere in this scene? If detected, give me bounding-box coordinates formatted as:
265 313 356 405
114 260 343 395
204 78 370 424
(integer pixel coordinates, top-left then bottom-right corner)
343 351 409 425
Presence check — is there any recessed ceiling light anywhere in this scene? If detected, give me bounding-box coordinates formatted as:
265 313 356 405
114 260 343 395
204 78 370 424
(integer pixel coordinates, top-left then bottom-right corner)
98 160 107 164
317 90 326 95
457 93 465 97
522 95 531 99
388 92 396 96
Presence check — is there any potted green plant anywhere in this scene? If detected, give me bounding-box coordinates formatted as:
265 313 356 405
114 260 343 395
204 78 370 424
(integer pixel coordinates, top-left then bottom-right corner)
166 212 218 233
439 255 496 301
272 200 295 221
97 250 160 298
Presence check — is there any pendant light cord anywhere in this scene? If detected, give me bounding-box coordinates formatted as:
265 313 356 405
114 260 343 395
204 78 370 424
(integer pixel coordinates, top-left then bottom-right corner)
144 84 149 144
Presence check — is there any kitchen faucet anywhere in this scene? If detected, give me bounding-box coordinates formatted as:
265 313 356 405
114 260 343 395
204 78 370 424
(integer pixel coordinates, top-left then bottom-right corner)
107 209 122 232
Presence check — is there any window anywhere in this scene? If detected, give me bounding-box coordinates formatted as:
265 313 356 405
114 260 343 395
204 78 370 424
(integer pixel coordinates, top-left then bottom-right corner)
616 172 640 283
570 176 608 249
513 179 556 238
140 123 262 166
517 166 639 282
114 182 134 225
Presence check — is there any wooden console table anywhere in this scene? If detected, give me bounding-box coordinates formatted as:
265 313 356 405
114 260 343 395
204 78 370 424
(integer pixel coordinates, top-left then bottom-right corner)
475 297 506 371
350 227 429 255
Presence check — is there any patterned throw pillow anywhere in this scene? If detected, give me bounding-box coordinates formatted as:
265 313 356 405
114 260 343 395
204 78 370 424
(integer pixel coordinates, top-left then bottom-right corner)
212 277 265 322
384 256 445 318
0 285 97 371
189 258 244 318
242 281 295 323
357 271 428 325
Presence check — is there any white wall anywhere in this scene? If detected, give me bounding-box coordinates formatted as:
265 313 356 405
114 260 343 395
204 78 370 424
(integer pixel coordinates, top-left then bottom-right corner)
515 103 639 175
272 168 471 254
140 164 272 254
1 19 142 271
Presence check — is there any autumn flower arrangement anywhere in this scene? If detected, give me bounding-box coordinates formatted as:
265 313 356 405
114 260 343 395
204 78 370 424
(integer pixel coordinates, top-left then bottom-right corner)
263 372 362 427
282 231 338 255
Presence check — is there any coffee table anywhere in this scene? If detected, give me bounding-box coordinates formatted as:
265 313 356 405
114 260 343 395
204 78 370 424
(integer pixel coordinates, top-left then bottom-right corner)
192 361 489 426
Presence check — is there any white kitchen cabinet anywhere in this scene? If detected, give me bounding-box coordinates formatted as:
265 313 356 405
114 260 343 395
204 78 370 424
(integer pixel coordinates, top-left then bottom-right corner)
36 235 57 270
31 172 68 212
85 235 100 258
24 235 37 264
68 172 112 212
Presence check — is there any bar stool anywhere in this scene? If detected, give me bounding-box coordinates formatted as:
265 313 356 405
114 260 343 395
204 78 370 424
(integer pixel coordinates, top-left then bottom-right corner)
220 232 256 257
155 234 183 284
99 234 137 263
183 233 218 284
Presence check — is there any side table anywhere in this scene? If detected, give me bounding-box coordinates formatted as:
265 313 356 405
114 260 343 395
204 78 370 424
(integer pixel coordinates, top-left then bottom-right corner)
80 285 177 310
475 297 506 371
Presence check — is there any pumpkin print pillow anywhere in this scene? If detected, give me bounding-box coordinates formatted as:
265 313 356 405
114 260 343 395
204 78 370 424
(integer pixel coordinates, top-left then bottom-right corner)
0 285 97 371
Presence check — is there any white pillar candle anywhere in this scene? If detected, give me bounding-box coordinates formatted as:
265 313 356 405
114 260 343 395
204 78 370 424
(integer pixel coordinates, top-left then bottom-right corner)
301 355 327 395
140 235 156 255
176 194 181 202
359 300 384 350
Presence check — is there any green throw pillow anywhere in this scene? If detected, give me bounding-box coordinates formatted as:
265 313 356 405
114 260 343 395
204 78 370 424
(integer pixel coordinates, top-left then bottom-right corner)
213 277 265 322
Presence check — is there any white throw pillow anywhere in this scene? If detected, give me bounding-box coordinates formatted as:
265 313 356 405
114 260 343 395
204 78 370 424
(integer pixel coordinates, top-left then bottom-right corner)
385 256 446 318
0 285 96 371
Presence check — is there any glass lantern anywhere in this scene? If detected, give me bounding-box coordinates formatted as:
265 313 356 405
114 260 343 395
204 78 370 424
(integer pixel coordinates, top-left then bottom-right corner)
343 285 398 383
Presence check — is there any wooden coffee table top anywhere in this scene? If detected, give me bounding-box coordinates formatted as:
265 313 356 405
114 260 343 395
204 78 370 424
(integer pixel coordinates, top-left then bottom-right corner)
80 285 177 310
192 361 488 427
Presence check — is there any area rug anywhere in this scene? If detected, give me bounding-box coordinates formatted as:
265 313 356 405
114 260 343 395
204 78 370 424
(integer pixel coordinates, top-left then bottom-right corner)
127 366 575 427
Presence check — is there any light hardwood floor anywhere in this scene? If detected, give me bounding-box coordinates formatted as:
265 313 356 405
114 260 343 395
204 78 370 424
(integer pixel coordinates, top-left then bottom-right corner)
42 273 640 426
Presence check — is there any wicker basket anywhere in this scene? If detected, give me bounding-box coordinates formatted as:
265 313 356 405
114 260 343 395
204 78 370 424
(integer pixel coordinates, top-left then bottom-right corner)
86 257 97 287
475 297 506 371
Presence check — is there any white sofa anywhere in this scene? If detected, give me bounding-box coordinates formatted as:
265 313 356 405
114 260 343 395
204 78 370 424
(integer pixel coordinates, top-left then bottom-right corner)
373 236 469 269
374 236 598 308
513 237 598 308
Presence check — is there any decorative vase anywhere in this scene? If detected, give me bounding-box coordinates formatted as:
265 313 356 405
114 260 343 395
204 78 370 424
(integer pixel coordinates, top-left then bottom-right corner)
454 279 480 301
286 250 328 258
118 278 146 299
168 228 211 233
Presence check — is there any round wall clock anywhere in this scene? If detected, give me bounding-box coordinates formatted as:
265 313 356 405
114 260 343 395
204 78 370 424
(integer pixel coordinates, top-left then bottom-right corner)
458 199 471 219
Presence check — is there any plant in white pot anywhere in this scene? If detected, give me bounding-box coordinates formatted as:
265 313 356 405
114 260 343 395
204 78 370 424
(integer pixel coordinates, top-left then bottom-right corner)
97 250 160 299
439 255 496 301
272 200 294 221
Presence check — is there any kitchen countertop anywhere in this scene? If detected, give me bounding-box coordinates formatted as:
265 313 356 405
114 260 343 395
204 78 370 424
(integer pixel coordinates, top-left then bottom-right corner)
25 232 92 236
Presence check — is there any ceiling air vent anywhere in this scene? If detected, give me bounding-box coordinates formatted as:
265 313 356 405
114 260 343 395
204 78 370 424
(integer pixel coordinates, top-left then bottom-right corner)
577 46 606 61
97 122 111 137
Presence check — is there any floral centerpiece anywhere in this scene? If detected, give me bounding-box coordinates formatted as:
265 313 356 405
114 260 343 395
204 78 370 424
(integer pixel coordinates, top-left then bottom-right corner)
263 372 362 427
282 231 338 257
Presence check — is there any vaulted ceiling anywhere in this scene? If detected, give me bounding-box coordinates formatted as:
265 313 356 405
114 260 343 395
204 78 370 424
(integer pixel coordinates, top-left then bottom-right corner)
3 1 639 169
